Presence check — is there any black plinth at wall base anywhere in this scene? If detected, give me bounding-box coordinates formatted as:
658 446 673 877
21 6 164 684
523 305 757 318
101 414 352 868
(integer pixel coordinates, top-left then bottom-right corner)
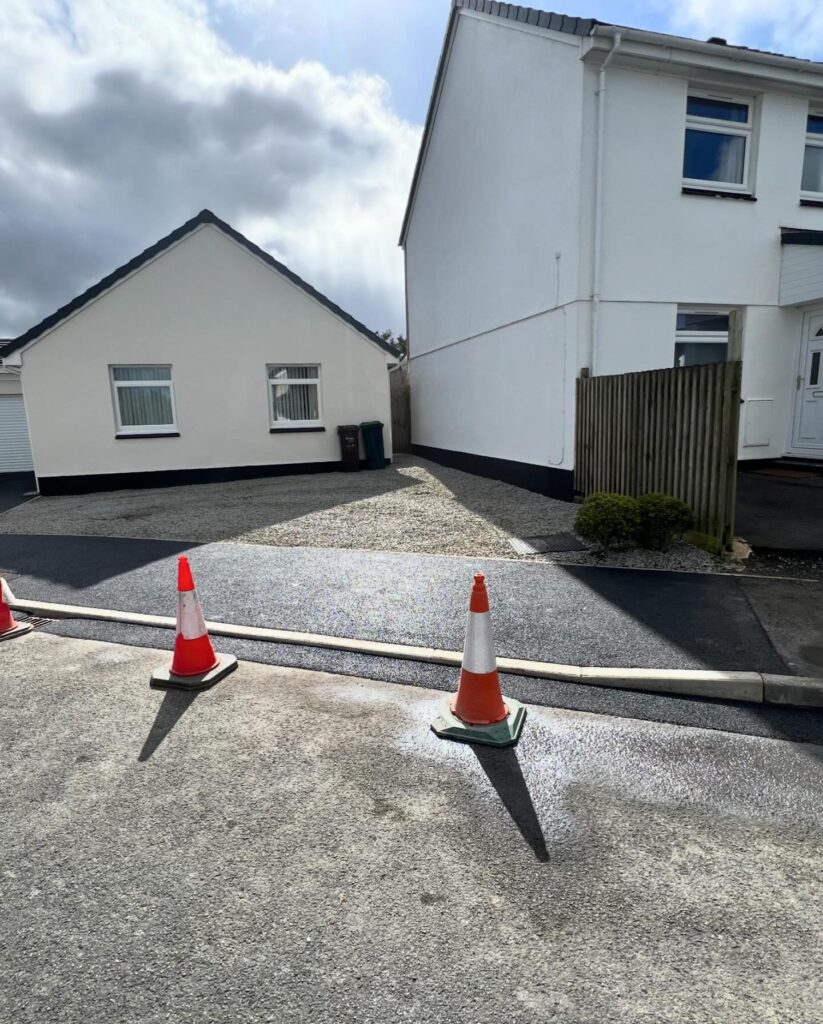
411 444 575 502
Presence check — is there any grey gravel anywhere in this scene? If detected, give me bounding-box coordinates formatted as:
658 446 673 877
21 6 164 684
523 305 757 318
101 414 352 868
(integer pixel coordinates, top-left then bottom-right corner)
2 632 822 1024
2 455 718 571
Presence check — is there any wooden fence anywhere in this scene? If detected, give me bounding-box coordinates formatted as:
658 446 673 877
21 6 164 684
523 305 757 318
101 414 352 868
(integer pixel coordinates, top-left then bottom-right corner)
389 363 411 453
575 361 742 549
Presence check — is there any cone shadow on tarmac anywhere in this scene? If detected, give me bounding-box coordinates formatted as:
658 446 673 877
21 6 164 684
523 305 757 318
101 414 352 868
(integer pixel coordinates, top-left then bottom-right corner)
472 745 548 862
138 690 199 762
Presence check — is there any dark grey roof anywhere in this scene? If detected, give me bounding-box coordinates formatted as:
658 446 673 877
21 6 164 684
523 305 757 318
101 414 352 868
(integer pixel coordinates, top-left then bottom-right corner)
0 340 13 357
4 210 399 358
399 1 601 245
781 228 823 245
454 0 597 35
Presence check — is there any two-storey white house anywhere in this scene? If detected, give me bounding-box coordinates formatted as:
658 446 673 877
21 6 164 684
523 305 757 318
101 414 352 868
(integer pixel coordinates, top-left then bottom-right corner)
402 0 823 499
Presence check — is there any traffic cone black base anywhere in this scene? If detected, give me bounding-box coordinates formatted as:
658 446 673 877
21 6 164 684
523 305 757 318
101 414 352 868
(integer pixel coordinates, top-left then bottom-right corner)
150 653 238 692
0 620 34 643
431 697 526 748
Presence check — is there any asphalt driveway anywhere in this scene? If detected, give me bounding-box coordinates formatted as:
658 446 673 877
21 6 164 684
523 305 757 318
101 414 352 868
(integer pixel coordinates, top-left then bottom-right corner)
2 633 821 1024
0 534 786 673
5 534 823 746
737 467 823 553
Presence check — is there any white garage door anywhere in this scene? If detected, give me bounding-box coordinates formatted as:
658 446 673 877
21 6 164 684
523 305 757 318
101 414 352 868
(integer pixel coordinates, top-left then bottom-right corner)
0 394 33 473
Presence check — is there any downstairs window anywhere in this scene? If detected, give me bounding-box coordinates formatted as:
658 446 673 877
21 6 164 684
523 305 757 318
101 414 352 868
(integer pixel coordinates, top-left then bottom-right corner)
110 365 177 435
267 364 322 427
674 311 729 367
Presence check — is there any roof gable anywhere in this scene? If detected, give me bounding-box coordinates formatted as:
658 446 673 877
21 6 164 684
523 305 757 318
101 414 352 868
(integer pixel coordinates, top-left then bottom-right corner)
399 1 600 246
5 210 399 358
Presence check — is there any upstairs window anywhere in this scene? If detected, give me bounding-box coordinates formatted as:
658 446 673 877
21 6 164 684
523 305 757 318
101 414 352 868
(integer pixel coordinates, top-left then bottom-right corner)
674 310 729 367
110 365 177 435
801 112 823 196
268 364 322 428
683 94 753 191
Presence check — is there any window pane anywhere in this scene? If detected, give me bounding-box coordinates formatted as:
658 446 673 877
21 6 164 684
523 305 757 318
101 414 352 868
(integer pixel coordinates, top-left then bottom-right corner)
271 382 319 422
811 351 821 387
112 366 171 381
674 342 728 368
802 145 823 192
684 129 746 183
808 115 823 135
676 312 730 332
687 96 748 123
118 386 174 426
268 365 319 380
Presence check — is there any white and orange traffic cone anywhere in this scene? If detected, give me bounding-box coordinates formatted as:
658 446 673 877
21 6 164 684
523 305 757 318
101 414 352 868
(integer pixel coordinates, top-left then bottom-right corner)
0 577 33 642
431 573 526 747
150 556 237 691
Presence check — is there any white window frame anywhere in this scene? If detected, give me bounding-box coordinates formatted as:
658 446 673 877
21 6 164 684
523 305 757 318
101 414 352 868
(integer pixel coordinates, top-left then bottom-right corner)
110 364 178 436
800 108 823 199
266 363 323 430
674 309 730 368
683 90 754 193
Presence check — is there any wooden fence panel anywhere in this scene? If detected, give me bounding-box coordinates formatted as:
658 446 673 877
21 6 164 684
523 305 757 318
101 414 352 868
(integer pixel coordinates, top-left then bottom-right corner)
389 364 411 453
575 362 741 549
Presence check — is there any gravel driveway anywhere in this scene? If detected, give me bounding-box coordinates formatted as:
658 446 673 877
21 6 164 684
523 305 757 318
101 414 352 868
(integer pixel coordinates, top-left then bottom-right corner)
0 456 577 558
0 455 717 569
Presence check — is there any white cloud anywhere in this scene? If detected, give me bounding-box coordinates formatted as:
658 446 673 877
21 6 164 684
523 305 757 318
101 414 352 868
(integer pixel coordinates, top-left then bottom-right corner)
668 0 823 58
0 0 418 337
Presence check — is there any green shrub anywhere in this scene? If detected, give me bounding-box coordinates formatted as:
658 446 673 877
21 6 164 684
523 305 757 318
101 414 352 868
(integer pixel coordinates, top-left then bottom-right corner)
637 493 694 551
575 493 640 548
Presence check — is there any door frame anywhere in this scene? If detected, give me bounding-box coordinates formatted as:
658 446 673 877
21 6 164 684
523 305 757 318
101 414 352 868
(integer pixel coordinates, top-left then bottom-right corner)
789 306 823 456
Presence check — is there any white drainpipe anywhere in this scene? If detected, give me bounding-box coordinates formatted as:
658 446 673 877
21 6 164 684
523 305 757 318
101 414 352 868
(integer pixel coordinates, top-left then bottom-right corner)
589 31 622 375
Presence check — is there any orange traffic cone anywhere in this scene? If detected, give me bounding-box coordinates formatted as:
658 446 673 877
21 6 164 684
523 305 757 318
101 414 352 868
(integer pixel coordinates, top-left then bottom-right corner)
431 573 525 747
150 556 237 691
0 577 33 642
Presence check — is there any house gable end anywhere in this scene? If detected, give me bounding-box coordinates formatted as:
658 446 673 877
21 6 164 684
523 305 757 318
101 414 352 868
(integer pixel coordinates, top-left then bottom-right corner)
5 210 398 360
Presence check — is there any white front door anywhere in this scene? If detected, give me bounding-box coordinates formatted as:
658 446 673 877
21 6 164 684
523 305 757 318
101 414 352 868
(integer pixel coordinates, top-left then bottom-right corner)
793 312 823 452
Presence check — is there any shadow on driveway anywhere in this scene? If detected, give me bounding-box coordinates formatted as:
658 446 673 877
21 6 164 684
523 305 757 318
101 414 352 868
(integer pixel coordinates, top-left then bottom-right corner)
0 534 197 588
138 689 200 762
473 745 549 862
0 473 35 514
736 467 823 554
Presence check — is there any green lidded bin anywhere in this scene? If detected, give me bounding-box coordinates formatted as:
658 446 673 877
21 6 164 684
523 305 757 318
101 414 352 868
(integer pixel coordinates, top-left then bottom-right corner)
359 421 386 470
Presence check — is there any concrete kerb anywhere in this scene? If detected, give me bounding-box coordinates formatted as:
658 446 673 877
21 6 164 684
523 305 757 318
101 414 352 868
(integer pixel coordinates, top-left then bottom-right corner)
9 596 823 708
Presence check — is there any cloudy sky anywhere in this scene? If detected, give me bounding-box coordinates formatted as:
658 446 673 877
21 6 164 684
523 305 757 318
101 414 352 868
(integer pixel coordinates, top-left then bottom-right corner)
2 0 823 340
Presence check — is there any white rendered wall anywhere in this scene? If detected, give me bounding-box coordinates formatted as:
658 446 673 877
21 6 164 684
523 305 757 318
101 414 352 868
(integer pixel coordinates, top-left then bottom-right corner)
405 11 585 469
739 305 803 457
596 71 820 305
594 301 799 460
411 307 576 468
0 373 22 395
20 225 392 481
594 66 823 459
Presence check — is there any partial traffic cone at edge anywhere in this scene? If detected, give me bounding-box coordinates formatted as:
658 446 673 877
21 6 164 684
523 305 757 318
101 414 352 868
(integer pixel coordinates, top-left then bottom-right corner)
0 577 33 640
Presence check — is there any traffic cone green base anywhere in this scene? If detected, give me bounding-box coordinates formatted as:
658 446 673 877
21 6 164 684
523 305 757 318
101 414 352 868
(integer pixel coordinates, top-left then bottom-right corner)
0 621 34 643
430 698 526 748
150 653 238 692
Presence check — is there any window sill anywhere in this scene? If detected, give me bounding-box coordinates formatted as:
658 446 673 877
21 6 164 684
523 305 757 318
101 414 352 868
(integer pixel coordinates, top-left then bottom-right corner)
681 186 756 201
115 431 180 439
800 198 823 208
269 426 326 434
